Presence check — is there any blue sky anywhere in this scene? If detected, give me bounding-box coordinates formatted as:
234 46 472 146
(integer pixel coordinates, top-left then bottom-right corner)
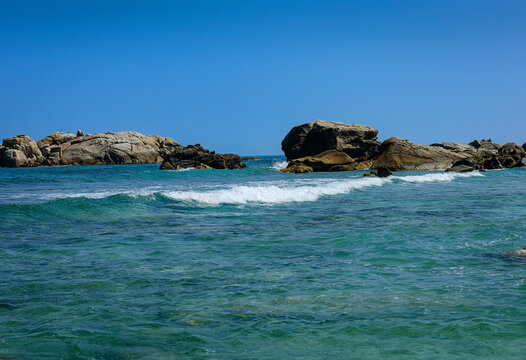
1 0 525 154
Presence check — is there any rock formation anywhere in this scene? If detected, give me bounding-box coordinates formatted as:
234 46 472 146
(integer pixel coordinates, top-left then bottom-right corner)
159 144 245 170
281 120 526 173
371 137 468 171
1 131 246 170
0 135 44 167
281 120 379 160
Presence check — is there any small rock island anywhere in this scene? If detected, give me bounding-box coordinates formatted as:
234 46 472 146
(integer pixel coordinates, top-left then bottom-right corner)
280 120 526 174
0 130 245 170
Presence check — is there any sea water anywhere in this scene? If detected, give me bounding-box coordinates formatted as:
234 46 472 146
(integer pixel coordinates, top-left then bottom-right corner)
1 157 526 359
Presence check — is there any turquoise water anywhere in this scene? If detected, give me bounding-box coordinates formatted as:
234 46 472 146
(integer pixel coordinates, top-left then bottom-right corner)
1 157 526 359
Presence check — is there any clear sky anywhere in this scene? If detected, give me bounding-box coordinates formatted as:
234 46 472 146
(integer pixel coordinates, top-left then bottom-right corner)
1 0 525 155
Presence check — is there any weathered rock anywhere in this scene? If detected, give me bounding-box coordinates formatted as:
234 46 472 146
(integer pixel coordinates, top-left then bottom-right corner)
430 142 477 154
376 167 394 177
469 139 501 153
523 142 526 151
1 135 44 167
363 171 378 177
372 137 467 171
37 132 77 158
77 129 84 136
288 150 354 172
1 131 182 167
37 132 77 148
241 157 261 161
53 132 181 166
160 144 245 170
498 143 525 168
281 120 379 160
519 158 526 167
280 164 313 174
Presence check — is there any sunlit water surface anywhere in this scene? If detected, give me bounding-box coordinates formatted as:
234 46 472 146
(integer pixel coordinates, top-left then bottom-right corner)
1 158 526 359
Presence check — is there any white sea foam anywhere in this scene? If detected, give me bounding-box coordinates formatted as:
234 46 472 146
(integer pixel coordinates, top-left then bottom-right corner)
162 177 389 204
34 171 484 204
396 171 483 183
270 160 289 171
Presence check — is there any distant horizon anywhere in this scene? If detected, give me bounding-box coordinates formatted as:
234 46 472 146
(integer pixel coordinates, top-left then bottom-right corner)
2 1 526 154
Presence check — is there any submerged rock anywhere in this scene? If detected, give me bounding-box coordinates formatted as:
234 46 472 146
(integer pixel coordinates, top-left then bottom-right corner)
376 167 394 177
241 156 261 161
280 164 313 174
362 167 393 178
508 247 526 257
160 144 246 170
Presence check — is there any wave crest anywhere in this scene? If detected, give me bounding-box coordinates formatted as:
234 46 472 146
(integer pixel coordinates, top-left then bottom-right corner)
162 177 388 204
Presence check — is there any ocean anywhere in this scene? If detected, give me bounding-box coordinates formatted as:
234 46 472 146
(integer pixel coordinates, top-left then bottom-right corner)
1 157 526 359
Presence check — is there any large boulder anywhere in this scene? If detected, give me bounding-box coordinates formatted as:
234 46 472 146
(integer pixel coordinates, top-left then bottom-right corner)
281 120 379 160
1 135 44 167
372 137 468 171
160 144 246 170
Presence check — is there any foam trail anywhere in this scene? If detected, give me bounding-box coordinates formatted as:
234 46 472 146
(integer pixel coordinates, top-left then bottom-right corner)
397 171 483 183
270 160 289 171
163 177 388 205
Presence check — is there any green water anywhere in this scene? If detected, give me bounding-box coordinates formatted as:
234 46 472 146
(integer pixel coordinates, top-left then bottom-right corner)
1 159 526 359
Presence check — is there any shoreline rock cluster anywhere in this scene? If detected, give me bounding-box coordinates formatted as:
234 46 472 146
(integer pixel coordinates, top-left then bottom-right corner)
0 131 245 170
159 144 245 170
280 120 526 174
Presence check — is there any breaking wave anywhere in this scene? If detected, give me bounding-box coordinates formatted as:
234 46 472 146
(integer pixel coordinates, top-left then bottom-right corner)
162 177 388 204
12 171 484 205
270 160 289 171
396 171 483 183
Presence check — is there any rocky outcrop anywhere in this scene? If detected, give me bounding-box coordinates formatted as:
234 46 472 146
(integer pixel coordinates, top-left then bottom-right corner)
281 120 526 173
1 131 246 170
160 144 246 170
430 142 477 154
1 131 180 167
0 135 44 167
36 131 181 166
372 137 468 171
447 142 526 172
281 120 379 160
